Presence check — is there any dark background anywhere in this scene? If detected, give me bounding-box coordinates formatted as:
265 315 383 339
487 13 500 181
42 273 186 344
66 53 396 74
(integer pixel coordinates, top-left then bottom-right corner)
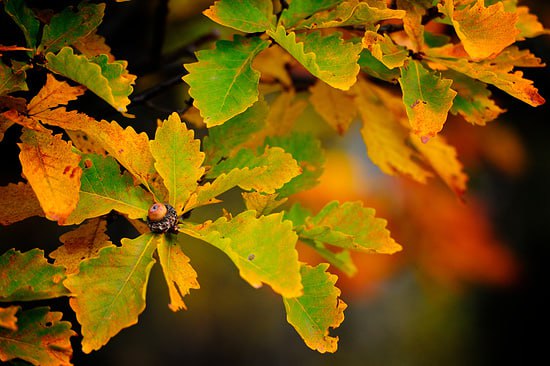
2 1 550 365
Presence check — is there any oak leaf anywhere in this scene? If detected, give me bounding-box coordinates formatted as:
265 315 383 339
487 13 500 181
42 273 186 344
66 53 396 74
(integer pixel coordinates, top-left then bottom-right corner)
439 0 519 60
64 233 157 353
0 182 43 225
182 211 302 297
19 129 82 224
65 154 153 225
157 235 199 311
0 307 76 366
203 0 276 33
267 26 361 90
46 47 135 112
398 60 457 141
0 248 69 301
50 218 114 274
184 36 270 126
411 135 468 197
309 81 357 134
0 306 19 331
150 113 205 214
352 78 432 182
283 264 346 353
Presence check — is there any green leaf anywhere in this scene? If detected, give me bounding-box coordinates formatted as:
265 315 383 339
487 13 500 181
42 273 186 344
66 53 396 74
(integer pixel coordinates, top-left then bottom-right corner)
363 31 409 69
264 133 325 197
267 25 361 90
283 202 313 228
189 146 300 210
283 264 346 353
280 0 342 28
297 201 402 254
306 242 357 276
0 249 69 302
66 154 153 225
358 49 400 83
203 98 268 166
46 47 136 112
158 234 199 311
295 0 405 30
150 113 205 214
0 60 28 96
446 70 505 125
3 0 40 49
182 211 302 297
0 307 76 366
204 0 276 32
183 36 270 126
64 233 157 353
39 3 105 54
398 60 457 141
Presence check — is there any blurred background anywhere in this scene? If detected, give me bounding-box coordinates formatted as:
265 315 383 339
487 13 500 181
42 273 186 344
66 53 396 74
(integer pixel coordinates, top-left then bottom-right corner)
1 0 550 365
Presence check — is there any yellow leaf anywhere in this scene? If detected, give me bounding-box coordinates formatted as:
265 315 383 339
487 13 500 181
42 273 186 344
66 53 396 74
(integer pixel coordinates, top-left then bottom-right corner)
516 6 550 40
411 135 468 197
28 74 85 115
50 218 115 274
18 129 81 224
252 45 293 87
158 235 199 312
244 90 307 149
362 31 409 69
440 0 519 60
0 183 43 225
352 78 431 183
241 192 287 216
309 81 357 135
396 0 427 52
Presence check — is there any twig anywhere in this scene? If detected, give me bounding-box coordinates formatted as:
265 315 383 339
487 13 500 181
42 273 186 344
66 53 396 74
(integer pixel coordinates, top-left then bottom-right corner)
131 71 188 104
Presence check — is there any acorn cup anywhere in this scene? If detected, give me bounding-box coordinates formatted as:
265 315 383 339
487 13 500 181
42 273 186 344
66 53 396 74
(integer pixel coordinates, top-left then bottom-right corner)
146 203 179 233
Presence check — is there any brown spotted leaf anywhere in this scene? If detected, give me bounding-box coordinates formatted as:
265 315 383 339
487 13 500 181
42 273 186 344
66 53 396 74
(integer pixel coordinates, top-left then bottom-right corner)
50 218 115 274
19 129 82 224
0 182 43 225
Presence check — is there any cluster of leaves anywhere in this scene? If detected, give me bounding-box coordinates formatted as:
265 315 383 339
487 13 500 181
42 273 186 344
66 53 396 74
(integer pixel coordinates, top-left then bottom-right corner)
0 0 547 364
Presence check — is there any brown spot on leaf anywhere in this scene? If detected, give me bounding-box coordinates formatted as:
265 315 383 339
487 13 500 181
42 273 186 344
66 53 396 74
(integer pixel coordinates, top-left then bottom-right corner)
84 159 93 168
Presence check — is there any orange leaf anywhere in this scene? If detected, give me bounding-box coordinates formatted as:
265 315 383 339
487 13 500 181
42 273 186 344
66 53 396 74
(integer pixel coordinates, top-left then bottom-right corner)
352 78 431 182
50 218 115 274
18 129 82 224
0 182 43 225
0 306 19 331
440 0 519 60
411 135 468 197
28 73 85 115
73 31 114 61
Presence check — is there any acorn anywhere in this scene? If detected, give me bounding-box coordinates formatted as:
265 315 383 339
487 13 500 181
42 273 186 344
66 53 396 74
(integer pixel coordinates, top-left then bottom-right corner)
147 203 179 233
